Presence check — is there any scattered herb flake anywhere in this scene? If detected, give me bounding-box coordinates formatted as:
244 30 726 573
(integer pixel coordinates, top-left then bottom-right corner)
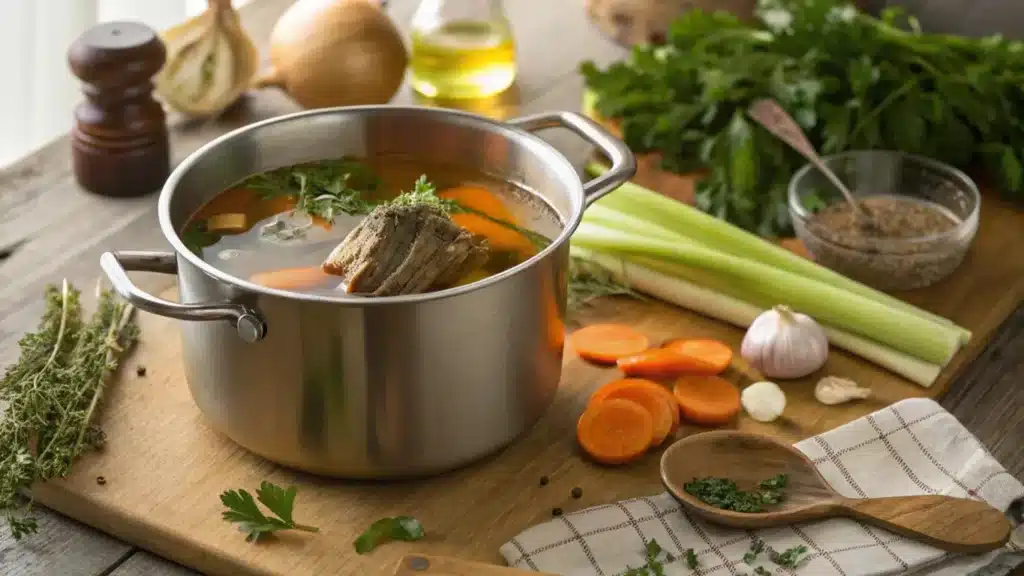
685 548 699 569
353 516 424 554
624 539 673 575
744 540 765 564
771 545 809 568
754 566 773 575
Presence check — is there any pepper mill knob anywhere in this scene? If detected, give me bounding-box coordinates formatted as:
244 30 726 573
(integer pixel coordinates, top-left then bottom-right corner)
68 21 170 198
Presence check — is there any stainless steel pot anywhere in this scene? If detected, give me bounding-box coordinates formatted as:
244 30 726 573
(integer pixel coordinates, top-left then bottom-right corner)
100 106 635 478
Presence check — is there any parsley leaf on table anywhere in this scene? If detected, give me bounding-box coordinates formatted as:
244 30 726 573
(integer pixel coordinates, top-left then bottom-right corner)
220 481 319 543
353 516 425 554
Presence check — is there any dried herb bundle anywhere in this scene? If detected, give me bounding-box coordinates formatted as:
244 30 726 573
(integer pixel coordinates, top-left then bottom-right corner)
0 281 138 538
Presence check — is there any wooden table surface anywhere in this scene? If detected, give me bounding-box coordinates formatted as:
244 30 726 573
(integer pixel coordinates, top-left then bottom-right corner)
0 0 1021 574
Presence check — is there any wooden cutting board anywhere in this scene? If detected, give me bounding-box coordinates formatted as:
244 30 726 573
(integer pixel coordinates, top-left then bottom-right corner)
28 101 1024 576
30 233 1023 576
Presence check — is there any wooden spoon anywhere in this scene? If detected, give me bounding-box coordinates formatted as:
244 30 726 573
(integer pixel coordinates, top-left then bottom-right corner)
660 430 1012 554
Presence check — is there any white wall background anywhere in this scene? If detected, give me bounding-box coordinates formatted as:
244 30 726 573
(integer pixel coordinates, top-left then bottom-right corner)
0 0 250 168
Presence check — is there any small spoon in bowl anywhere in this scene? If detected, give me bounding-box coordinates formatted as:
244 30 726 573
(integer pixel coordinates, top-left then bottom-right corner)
746 98 876 228
660 430 1011 554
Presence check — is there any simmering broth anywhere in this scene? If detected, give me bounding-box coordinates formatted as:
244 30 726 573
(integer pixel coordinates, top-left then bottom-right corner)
180 156 562 296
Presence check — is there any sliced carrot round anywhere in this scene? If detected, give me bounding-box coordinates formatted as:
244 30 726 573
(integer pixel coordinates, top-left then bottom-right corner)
589 378 679 438
600 387 673 447
663 339 734 375
576 398 653 465
672 375 741 426
617 348 717 379
570 324 650 365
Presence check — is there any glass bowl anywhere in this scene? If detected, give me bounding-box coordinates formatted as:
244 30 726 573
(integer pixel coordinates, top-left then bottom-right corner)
788 151 980 291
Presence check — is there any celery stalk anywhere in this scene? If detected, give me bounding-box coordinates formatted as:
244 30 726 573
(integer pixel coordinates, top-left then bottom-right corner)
584 162 972 344
570 247 943 388
572 222 961 365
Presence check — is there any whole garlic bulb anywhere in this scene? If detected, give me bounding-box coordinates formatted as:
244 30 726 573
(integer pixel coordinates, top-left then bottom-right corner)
740 305 828 379
155 0 259 118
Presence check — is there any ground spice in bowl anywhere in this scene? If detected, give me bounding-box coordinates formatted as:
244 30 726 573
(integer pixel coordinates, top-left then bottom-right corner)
801 195 967 291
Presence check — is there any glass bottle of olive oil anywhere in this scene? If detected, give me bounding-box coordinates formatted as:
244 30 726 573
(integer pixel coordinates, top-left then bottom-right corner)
409 0 517 99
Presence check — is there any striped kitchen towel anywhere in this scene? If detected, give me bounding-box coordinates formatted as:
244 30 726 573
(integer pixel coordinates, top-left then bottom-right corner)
500 398 1024 576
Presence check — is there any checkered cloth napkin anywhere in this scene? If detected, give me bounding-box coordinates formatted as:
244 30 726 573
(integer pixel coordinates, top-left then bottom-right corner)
500 398 1024 576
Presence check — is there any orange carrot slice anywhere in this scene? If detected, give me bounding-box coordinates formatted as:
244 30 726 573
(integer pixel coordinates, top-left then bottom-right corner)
438 186 536 256
249 267 336 291
576 398 653 465
617 348 719 378
588 378 679 436
571 324 650 365
663 339 734 375
672 375 742 426
596 387 673 447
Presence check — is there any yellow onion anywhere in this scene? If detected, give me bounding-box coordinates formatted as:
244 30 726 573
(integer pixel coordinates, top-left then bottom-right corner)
256 0 409 109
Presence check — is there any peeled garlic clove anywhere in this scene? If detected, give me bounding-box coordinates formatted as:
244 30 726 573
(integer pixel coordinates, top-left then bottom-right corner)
814 376 872 406
740 305 829 379
741 380 786 423
155 0 259 118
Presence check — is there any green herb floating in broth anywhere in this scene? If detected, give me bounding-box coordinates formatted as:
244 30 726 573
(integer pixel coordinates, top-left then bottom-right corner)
242 157 379 222
181 157 563 296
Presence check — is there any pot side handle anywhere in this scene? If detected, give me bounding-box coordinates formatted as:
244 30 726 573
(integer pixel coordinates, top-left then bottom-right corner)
506 111 636 206
100 251 267 343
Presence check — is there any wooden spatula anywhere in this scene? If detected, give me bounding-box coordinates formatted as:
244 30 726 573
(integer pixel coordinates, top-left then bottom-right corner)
660 430 1012 554
392 555 557 575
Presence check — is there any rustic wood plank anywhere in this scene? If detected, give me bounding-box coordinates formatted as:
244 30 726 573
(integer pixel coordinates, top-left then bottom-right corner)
942 305 1024 479
106 552 198 576
0 509 130 576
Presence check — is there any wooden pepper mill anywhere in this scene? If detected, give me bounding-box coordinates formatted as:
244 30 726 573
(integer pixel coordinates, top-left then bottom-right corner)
67 22 170 198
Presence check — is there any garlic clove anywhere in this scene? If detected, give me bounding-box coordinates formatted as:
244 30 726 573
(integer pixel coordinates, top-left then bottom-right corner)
740 380 786 423
155 0 259 118
814 376 872 406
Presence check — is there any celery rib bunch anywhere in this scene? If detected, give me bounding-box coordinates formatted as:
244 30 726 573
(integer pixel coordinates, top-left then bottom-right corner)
573 163 969 387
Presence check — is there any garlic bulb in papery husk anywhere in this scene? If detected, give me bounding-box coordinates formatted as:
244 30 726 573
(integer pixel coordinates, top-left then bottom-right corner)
155 0 259 118
254 0 408 109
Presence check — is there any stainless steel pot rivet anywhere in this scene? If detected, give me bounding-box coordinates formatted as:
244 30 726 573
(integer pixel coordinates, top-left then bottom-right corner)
407 556 429 571
235 313 266 343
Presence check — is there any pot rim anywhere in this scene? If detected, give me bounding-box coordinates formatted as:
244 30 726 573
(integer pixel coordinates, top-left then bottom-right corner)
159 105 584 306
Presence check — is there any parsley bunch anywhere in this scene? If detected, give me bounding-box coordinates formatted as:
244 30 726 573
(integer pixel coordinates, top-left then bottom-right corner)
581 0 1024 237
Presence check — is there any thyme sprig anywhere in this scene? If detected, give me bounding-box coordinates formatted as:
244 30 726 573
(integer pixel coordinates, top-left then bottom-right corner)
0 281 139 538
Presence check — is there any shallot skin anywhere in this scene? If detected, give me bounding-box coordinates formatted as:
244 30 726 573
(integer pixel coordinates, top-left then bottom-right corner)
741 306 829 379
